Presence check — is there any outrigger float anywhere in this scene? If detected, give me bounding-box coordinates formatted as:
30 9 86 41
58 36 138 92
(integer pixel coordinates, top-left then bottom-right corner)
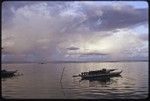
73 68 122 79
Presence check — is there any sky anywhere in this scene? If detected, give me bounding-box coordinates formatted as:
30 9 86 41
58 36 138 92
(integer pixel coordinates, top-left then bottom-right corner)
2 1 148 62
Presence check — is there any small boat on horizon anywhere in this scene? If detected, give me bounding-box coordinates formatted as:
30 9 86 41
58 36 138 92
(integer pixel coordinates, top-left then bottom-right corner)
73 68 122 79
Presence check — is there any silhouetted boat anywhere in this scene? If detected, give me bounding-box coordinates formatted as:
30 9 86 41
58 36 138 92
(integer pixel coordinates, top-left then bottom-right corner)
73 68 122 79
1 70 18 78
39 62 46 64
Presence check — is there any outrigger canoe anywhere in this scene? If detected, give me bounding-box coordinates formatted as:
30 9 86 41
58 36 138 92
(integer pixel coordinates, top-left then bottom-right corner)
73 68 122 79
1 70 18 78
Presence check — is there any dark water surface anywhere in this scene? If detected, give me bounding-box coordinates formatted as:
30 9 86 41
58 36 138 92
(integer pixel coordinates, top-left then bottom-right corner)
2 62 148 99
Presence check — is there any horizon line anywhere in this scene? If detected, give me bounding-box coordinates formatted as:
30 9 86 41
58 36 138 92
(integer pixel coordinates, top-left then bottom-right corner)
1 60 148 64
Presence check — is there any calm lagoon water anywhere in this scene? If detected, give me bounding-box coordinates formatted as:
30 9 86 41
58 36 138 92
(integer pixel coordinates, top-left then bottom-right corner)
2 62 148 99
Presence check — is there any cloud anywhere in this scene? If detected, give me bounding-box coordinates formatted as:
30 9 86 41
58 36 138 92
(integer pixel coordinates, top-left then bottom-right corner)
2 1 148 62
138 33 148 41
82 5 148 31
80 52 108 56
67 46 79 50
3 2 148 34
3 3 57 54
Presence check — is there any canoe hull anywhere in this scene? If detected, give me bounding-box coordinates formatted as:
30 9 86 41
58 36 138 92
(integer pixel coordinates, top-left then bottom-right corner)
1 71 17 78
80 71 122 79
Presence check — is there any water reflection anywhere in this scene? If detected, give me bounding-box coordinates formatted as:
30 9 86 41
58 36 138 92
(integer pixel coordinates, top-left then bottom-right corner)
80 76 122 87
1 74 23 82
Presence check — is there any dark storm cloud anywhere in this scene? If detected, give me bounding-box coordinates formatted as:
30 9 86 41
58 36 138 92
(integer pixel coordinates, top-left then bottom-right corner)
2 2 148 32
82 5 148 31
80 52 108 56
46 2 148 33
67 46 79 50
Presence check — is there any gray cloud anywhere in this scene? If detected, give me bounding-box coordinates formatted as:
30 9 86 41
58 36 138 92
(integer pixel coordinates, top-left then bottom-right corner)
2 1 148 62
2 2 148 33
46 2 148 33
80 52 109 56
82 6 148 31
67 46 79 50
138 33 148 41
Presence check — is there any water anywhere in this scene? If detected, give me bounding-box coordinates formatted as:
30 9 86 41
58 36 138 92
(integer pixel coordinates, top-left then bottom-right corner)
2 62 148 99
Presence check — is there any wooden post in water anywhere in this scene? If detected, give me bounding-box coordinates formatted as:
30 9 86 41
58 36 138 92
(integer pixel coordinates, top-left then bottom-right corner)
60 67 65 97
60 67 65 83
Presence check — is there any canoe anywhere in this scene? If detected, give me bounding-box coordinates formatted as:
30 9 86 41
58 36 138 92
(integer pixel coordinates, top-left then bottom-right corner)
80 70 122 79
1 70 17 78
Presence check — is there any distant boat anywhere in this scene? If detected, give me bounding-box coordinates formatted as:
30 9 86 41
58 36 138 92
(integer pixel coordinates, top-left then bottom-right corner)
73 68 122 79
1 70 18 78
38 62 44 64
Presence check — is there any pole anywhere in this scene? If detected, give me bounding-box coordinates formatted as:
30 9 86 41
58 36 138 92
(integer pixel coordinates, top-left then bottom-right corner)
60 67 65 97
60 67 65 83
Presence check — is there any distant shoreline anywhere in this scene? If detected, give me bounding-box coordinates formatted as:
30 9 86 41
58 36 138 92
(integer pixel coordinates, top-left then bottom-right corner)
1 60 148 64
